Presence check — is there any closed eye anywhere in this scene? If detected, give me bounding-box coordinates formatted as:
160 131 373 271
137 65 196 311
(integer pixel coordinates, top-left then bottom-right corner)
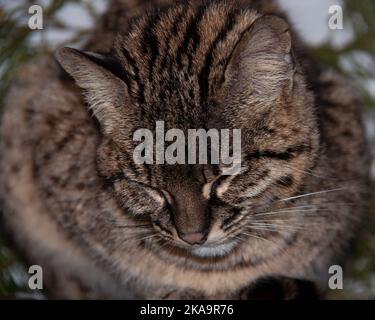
104 171 168 210
203 175 231 199
245 144 311 161
161 189 174 207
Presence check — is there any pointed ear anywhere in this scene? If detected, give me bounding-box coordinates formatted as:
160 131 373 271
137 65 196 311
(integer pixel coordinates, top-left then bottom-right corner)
224 15 295 103
55 47 128 134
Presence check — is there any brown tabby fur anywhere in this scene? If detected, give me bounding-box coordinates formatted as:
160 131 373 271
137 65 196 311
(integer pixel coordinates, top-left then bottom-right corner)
0 0 369 299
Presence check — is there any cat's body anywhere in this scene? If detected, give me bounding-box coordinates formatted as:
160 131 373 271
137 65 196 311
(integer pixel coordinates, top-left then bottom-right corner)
0 0 369 299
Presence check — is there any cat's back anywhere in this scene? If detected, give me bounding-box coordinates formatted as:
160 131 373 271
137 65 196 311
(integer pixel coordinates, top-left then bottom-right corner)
0 55 95 195
0 55 132 298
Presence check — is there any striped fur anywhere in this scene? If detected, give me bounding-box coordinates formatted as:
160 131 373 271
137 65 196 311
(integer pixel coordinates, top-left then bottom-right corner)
0 0 369 299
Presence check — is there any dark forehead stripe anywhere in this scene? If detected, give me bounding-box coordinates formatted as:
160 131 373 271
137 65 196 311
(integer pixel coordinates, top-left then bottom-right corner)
119 46 145 104
198 10 239 111
142 11 162 83
175 3 207 69
158 7 186 74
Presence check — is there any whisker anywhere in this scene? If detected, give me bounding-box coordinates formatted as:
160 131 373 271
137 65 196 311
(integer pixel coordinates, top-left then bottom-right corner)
287 202 364 208
279 188 346 202
138 234 159 241
248 225 291 234
249 222 307 231
254 203 363 218
255 208 321 217
283 164 338 180
254 218 322 226
241 231 280 246
155 238 173 251
118 231 155 242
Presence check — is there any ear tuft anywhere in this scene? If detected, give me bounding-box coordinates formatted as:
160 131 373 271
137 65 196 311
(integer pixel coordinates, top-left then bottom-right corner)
260 15 292 54
55 47 83 78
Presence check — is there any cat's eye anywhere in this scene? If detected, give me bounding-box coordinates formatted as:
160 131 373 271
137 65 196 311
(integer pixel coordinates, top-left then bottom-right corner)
161 190 174 207
203 175 231 200
209 180 220 197
203 178 221 199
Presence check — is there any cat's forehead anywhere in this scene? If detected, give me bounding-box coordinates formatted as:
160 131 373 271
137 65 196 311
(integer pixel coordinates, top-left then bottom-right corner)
112 3 259 123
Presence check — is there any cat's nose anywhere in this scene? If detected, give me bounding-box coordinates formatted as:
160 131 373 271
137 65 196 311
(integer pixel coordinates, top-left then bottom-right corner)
179 232 207 245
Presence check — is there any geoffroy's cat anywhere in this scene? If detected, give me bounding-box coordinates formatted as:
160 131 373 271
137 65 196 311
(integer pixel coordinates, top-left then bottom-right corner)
0 0 370 299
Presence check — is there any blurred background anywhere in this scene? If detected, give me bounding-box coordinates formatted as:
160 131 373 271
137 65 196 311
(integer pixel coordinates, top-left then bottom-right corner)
0 0 374 299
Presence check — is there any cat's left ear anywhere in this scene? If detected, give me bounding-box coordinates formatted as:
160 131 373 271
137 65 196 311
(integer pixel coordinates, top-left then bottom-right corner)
223 15 296 103
56 47 129 134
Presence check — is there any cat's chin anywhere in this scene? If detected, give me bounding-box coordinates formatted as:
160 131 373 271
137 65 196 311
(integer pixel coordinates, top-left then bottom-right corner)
189 240 238 258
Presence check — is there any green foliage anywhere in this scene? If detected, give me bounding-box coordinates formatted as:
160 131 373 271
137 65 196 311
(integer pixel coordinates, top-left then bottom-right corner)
0 236 28 298
0 0 95 107
311 0 375 110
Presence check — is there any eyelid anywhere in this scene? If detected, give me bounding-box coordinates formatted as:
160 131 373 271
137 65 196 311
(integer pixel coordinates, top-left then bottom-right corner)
161 190 174 206
210 180 220 196
202 175 226 200
210 175 232 199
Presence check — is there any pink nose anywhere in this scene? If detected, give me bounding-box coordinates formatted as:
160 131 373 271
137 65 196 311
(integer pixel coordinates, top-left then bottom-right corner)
180 232 207 245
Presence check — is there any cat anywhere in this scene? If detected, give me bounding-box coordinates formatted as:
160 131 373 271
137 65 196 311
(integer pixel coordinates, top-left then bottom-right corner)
0 0 370 299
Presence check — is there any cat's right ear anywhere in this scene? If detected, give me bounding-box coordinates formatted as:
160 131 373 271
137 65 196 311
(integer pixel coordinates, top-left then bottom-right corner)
55 47 129 134
223 15 295 105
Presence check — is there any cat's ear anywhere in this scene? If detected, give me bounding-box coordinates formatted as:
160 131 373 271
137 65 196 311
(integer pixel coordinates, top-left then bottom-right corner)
224 15 295 103
55 47 128 134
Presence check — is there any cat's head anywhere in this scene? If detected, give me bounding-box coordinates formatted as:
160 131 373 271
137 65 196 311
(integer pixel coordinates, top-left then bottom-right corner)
56 5 319 259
